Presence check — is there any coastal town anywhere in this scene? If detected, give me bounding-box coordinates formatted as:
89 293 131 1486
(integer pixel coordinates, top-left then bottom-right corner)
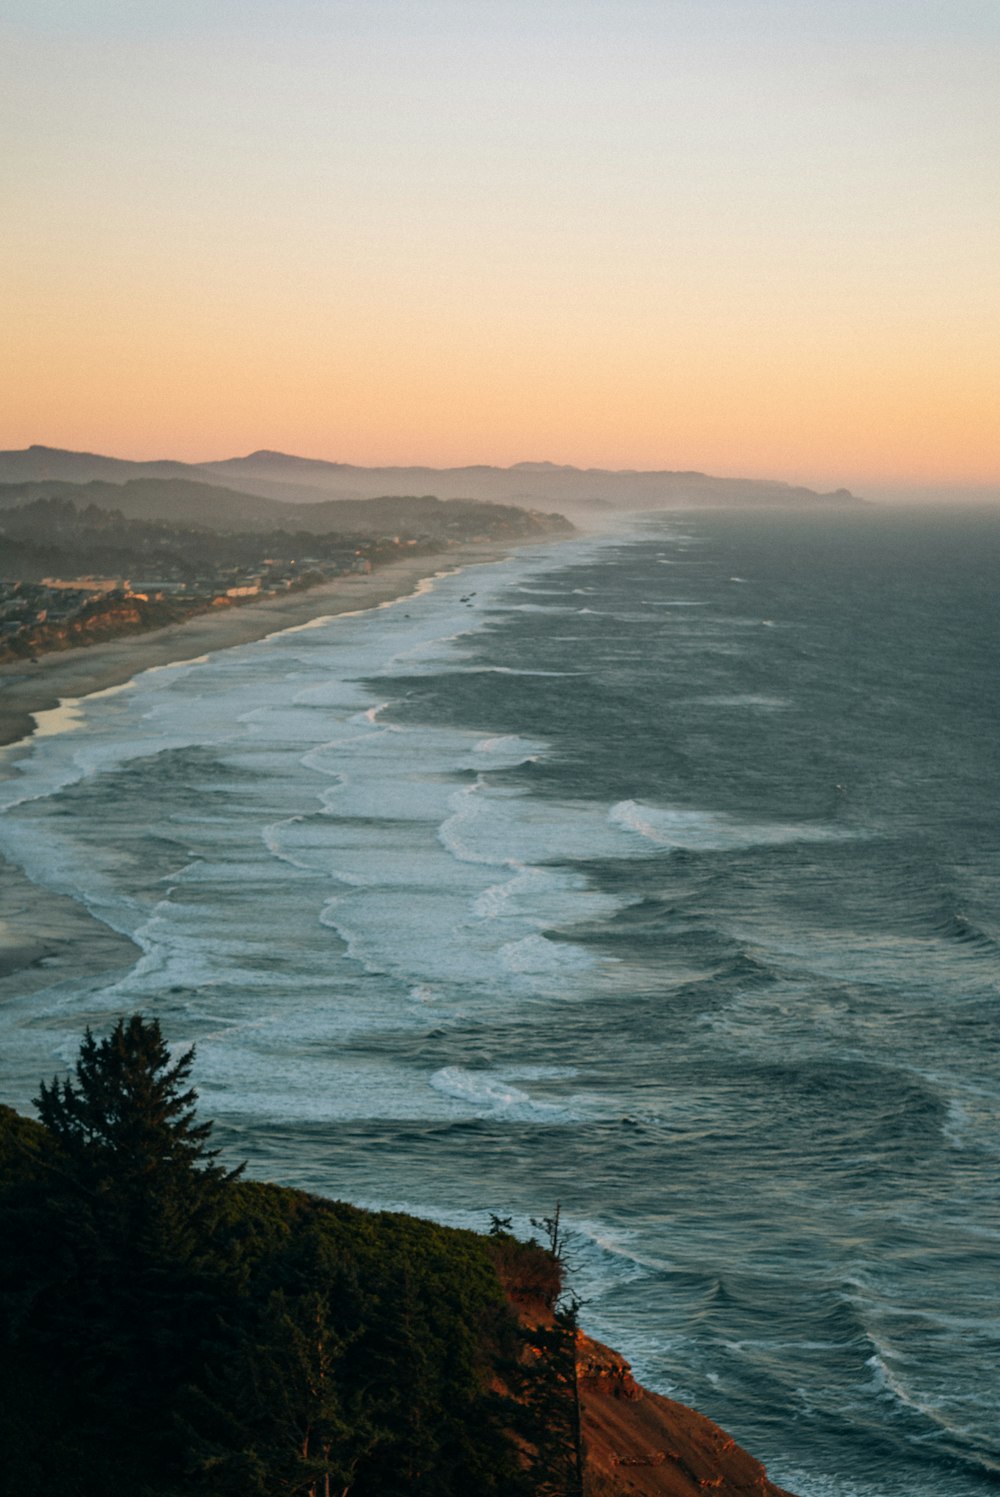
0 546 388 662
0 485 572 664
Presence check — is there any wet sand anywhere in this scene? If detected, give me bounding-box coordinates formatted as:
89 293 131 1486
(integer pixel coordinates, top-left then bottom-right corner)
0 542 517 752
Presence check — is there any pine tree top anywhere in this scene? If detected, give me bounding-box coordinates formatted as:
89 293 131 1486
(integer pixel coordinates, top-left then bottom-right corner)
35 1013 241 1194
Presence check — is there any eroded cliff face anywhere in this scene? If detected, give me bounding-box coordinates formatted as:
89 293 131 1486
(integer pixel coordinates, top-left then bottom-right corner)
577 1333 797 1497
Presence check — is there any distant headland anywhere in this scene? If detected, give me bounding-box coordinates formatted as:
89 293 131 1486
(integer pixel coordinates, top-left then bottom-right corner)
0 444 864 514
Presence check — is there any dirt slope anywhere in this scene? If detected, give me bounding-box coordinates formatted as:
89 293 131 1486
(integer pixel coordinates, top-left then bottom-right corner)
578 1333 797 1497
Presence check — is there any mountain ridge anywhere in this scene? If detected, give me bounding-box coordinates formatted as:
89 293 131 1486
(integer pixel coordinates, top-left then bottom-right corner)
0 445 864 510
0 477 573 538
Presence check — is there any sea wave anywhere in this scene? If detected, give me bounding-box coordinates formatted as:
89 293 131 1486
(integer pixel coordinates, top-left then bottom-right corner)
429 1065 584 1122
609 798 849 852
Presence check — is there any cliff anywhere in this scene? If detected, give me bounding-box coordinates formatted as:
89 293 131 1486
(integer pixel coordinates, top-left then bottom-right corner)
498 1265 797 1497
577 1333 796 1497
1 1035 801 1497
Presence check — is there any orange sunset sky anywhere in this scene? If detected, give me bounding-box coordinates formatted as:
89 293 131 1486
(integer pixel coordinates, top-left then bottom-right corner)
3 1 999 497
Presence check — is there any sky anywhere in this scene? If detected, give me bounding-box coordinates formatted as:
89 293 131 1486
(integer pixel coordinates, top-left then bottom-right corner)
3 0 999 494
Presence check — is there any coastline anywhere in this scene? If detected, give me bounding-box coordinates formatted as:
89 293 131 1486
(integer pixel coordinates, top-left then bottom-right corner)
0 536 542 1018
0 539 525 754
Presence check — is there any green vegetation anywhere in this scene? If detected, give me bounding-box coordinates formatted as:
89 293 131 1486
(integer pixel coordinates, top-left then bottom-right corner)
0 1017 581 1496
0 494 436 591
0 490 571 663
0 496 436 663
0 480 575 543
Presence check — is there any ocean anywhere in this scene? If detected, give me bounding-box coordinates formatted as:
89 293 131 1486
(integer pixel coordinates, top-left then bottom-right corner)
1 505 997 1496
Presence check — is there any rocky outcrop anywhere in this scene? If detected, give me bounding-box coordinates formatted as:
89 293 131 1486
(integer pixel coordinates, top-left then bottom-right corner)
577 1333 797 1497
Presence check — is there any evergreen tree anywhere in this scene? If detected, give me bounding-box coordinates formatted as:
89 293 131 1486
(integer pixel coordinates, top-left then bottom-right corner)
182 1219 384 1497
184 1288 377 1497
37 1015 235 1188
1 1022 548 1494
30 1015 244 1453
513 1312 583 1497
36 1013 241 1260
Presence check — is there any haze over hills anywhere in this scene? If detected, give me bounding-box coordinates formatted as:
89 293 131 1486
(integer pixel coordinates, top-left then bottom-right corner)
0 481 572 669
0 446 209 487
0 477 572 540
0 446 863 513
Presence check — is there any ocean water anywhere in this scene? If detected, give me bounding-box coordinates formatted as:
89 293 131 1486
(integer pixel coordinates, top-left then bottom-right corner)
1 506 998 1496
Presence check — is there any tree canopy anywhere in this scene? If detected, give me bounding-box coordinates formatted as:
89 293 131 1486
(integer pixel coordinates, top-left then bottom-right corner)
0 1015 577 1496
36 1013 226 1181
34 1013 240 1265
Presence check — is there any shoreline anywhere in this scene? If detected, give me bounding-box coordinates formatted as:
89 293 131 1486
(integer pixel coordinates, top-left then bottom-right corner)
0 539 526 755
0 536 557 1012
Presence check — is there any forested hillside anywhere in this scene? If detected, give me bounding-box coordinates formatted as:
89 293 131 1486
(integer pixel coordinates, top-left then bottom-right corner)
0 1018 577 1497
0 478 575 540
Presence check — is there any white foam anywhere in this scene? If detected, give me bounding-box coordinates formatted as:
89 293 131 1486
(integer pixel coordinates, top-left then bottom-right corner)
610 799 849 853
861 1345 990 1441
428 1066 583 1122
500 932 596 976
31 689 126 739
941 1090 1000 1156
696 694 789 709
509 602 579 614
473 733 547 759
461 664 581 676
439 778 633 870
472 864 607 925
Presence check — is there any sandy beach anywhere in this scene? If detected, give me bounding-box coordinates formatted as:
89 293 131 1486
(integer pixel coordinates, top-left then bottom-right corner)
0 538 530 1006
0 540 522 753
